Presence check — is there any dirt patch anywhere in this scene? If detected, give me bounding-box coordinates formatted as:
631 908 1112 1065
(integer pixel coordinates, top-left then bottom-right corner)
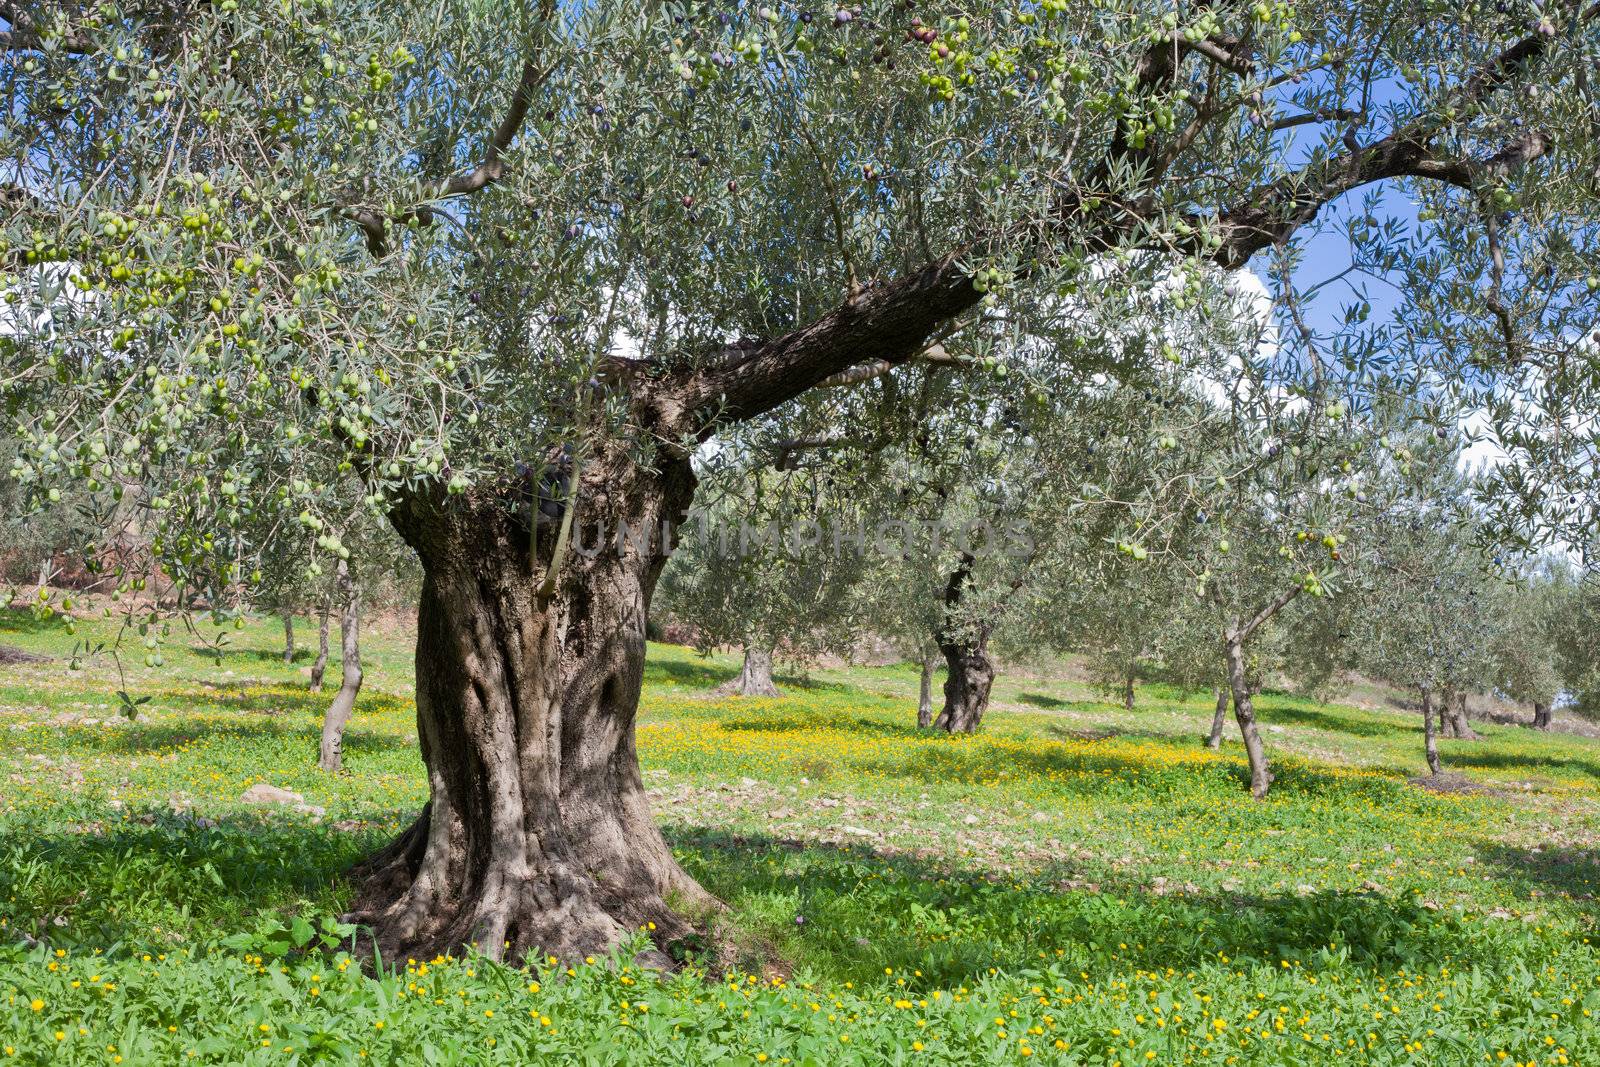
1408 771 1503 796
0 645 47 665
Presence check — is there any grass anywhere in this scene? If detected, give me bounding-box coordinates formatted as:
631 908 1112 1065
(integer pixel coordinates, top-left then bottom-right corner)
1 607 1598 1065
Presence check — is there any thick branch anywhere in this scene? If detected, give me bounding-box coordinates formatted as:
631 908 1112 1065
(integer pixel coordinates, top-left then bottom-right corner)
815 342 963 388
685 256 979 431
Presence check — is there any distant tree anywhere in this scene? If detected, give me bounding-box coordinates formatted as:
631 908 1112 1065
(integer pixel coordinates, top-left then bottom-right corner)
1355 448 1503 774
1549 570 1600 721
1487 564 1565 729
1104 380 1388 797
658 460 868 697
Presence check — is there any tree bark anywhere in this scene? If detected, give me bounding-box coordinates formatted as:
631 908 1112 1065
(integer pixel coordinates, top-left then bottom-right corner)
916 650 937 729
1422 687 1441 777
1224 636 1272 798
1443 689 1480 740
310 602 331 692
1205 686 1228 750
933 635 996 734
1218 584 1300 798
1440 685 1459 737
717 645 781 698
346 454 716 967
318 562 363 773
1122 668 1136 712
281 613 296 664
1532 701 1552 730
931 553 995 734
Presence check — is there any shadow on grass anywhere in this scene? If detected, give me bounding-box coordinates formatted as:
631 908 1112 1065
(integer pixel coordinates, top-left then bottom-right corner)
1017 692 1072 710
1039 723 1128 743
645 656 866 697
1476 843 1600 906
1255 701 1398 738
0 809 410 950
186 643 319 665
0 808 1528 985
0 608 70 636
646 657 739 689
36 720 421 767
1445 749 1600 785
199 680 412 717
670 827 1512 987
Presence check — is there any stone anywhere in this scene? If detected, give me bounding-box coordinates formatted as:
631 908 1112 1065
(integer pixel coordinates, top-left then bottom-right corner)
241 783 305 806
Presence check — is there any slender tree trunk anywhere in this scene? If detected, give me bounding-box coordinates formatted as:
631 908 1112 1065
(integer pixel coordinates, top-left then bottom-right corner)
281 613 296 664
1224 636 1273 798
318 563 363 772
931 553 995 734
1122 667 1136 712
347 455 716 967
1206 686 1229 750
917 650 937 729
1422 687 1441 776
310 602 331 692
717 645 780 698
1532 701 1552 730
1215 583 1299 798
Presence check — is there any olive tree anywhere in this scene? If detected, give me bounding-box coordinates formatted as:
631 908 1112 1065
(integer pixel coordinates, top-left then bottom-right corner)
6 0 1594 964
1491 562 1569 729
657 457 870 696
1088 350 1397 796
1357 514 1497 774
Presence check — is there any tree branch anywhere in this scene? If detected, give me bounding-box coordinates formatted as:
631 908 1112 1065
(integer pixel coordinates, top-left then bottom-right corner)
1235 583 1303 643
684 257 978 432
679 4 1585 432
815 342 964 388
343 2 557 255
0 2 94 53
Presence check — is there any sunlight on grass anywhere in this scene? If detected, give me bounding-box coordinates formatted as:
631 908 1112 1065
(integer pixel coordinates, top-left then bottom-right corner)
1 612 1598 1064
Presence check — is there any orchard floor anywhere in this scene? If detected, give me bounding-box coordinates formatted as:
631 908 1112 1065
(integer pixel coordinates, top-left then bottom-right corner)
1 609 1598 1065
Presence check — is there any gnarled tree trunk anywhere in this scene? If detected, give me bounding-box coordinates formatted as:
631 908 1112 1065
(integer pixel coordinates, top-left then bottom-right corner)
717 645 780 698
318 562 363 773
347 454 716 967
1205 686 1228 750
1421 687 1441 776
1532 701 1552 730
934 636 995 734
281 613 296 664
916 650 937 729
310 601 331 692
1441 688 1480 740
931 553 995 734
1122 668 1136 712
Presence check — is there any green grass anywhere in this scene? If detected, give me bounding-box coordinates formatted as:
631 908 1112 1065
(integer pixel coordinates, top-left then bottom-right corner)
1 608 1598 1065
